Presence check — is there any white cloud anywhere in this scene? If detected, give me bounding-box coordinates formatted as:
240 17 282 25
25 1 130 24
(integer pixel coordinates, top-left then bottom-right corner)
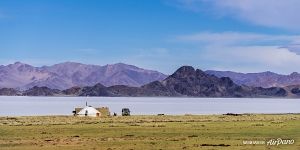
174 0 300 31
199 45 300 74
175 31 300 74
281 44 300 55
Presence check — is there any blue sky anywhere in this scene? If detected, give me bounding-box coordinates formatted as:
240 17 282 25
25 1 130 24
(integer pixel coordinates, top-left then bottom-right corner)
1 0 300 74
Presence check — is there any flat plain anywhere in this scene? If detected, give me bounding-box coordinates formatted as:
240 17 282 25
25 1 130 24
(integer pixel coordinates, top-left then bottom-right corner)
0 114 299 150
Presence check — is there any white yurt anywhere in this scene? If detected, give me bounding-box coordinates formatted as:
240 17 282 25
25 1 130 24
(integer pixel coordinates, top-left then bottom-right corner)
77 106 101 117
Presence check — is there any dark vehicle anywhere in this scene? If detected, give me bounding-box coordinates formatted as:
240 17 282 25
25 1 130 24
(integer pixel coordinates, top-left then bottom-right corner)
122 108 130 116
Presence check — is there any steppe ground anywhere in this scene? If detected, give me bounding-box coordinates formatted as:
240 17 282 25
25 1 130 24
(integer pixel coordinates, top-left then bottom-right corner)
0 114 299 150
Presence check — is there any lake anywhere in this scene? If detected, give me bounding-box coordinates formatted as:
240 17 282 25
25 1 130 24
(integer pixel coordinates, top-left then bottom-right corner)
0 96 299 116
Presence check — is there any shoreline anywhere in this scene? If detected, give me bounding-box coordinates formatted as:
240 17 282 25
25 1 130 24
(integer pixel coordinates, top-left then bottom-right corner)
1 113 300 117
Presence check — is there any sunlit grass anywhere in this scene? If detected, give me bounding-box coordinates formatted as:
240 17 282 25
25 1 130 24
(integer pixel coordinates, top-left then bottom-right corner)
0 114 299 150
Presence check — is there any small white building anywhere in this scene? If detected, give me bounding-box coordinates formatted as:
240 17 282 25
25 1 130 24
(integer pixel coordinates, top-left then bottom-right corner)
77 106 101 117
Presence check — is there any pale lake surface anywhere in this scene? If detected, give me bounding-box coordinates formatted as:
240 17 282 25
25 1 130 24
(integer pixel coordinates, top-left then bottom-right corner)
0 96 299 116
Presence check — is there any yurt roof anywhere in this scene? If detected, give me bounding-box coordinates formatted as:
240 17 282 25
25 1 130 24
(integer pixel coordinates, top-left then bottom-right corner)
78 106 100 115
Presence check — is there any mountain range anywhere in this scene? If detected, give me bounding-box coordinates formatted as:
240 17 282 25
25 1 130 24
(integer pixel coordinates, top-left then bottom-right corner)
2 66 299 98
1 62 300 97
206 70 300 88
2 62 300 91
0 62 166 90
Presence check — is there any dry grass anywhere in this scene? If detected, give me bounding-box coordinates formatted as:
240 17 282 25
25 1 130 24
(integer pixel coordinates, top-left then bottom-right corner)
0 114 299 150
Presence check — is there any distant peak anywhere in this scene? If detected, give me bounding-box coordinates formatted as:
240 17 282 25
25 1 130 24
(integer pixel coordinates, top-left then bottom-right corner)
114 62 127 65
50 62 84 67
13 62 28 66
61 61 82 65
290 72 299 76
10 62 32 67
171 66 196 78
110 62 133 67
257 71 277 75
264 71 273 73
176 66 195 72
14 61 23 64
93 83 106 88
104 63 139 70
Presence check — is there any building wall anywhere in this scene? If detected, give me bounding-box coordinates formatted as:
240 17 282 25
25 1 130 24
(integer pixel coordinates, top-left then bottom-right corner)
97 107 110 117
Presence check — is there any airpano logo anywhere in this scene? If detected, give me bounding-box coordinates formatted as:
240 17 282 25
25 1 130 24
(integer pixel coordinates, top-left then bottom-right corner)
243 138 295 146
267 138 295 146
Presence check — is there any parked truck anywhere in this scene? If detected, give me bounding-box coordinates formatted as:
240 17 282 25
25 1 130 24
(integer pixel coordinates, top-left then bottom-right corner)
122 108 130 116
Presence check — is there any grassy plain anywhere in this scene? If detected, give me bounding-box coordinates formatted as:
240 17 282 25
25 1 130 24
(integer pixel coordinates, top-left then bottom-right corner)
0 114 299 150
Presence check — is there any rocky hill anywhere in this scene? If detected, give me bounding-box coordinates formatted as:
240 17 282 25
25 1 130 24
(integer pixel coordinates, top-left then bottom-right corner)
0 88 21 96
283 85 300 98
22 86 62 96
